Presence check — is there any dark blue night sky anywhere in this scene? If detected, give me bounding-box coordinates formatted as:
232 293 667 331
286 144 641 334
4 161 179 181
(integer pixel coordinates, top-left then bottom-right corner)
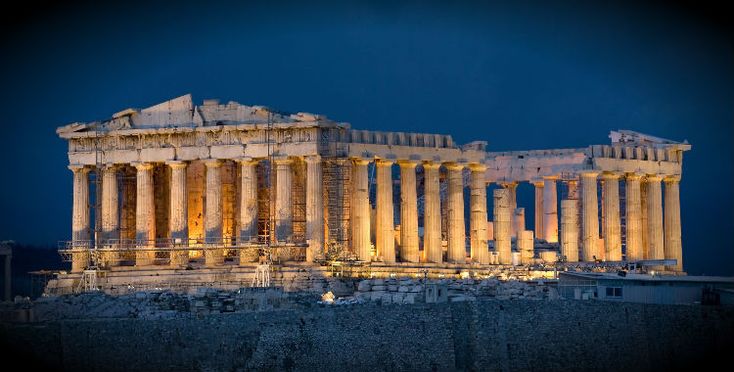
1 1 731 275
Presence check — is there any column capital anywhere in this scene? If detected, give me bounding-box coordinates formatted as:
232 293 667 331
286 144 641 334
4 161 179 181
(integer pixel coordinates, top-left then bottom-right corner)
131 162 155 171
531 179 545 187
467 163 487 172
444 162 465 171
375 158 394 167
579 171 600 178
303 155 321 164
645 174 664 182
102 163 121 171
422 161 441 170
234 156 259 165
68 164 90 174
202 159 223 168
272 156 293 165
499 181 518 188
397 159 418 168
625 172 644 181
351 157 371 166
542 175 560 181
664 174 681 183
166 160 188 169
600 172 621 180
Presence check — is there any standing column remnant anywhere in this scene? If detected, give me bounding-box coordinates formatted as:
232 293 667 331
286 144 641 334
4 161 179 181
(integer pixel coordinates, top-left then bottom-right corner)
601 172 622 261
493 188 512 265
351 158 371 261
664 175 683 272
168 161 188 267
70 165 91 272
101 165 119 242
513 208 526 239
469 163 489 264
518 230 534 264
238 158 259 244
274 156 294 244
646 175 665 264
560 199 579 262
375 160 395 263
625 173 643 261
501 182 518 237
134 162 155 266
543 177 559 243
423 162 442 263
580 171 600 262
533 181 544 241
204 159 223 266
641 181 649 259
446 163 466 263
399 160 419 262
305 155 323 263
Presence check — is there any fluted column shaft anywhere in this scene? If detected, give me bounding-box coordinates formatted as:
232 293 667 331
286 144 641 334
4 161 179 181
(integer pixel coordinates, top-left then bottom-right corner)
602 173 622 261
399 161 419 262
305 156 323 263
501 182 518 237
274 157 293 242
352 158 371 261
646 175 665 262
70 165 90 272
238 158 259 243
543 177 559 243
580 171 599 261
625 173 643 261
447 163 466 263
204 160 223 266
493 188 512 264
423 162 442 263
376 160 395 263
469 164 488 264
560 199 579 262
134 163 155 266
664 176 683 271
533 181 544 240
513 208 525 238
101 165 119 242
168 161 188 267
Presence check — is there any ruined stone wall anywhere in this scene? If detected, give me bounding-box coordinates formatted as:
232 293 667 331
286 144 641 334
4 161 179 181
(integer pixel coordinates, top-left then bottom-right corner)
2 301 731 371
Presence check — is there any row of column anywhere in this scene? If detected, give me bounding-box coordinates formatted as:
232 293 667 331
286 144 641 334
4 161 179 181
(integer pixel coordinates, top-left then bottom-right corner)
69 156 325 271
358 159 488 264
558 172 682 271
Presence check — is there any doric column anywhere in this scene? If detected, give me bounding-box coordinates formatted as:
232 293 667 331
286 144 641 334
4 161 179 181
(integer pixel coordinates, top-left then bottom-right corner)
543 177 559 243
625 173 644 261
305 155 323 263
237 158 259 243
376 160 396 263
168 161 188 267
601 172 622 261
469 163 489 264
641 181 649 258
101 165 119 242
560 199 579 262
493 188 512 264
500 182 518 237
423 162 442 263
274 156 293 243
446 163 466 263
664 175 683 271
204 159 223 266
646 175 665 263
69 165 90 272
398 160 419 262
580 171 600 261
533 181 544 240
513 208 525 238
351 158 371 261
134 162 155 266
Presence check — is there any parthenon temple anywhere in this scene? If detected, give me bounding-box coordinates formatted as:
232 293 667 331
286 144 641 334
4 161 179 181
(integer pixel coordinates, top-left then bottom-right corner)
56 94 690 279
